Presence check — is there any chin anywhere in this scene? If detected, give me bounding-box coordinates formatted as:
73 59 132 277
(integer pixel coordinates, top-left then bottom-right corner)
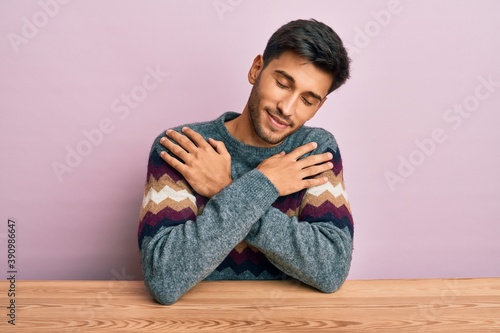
259 127 291 145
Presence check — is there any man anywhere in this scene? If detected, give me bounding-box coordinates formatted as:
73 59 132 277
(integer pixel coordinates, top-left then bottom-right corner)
138 19 353 305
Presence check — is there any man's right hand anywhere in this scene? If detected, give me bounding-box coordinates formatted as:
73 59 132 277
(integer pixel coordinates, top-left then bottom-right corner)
160 127 232 198
256 142 333 196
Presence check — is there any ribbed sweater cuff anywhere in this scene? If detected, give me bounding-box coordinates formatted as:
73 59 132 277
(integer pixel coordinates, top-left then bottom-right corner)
235 168 280 213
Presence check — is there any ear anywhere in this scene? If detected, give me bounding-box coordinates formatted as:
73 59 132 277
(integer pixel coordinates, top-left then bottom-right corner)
248 54 264 85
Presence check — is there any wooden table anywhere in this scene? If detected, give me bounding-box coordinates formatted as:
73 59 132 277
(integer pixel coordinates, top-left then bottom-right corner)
1 278 499 332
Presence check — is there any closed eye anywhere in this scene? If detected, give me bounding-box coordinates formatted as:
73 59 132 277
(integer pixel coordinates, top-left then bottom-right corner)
276 79 288 89
302 97 313 106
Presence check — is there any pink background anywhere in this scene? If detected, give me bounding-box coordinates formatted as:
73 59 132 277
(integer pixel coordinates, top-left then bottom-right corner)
1 0 499 281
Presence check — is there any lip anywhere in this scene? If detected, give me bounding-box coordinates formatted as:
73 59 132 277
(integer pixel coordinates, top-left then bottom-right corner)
267 112 289 129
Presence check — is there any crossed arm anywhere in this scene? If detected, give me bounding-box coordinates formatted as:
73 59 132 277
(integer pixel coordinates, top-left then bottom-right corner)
160 127 333 197
139 127 353 304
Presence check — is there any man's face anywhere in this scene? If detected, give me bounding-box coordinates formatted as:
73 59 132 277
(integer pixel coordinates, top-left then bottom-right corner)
246 51 333 146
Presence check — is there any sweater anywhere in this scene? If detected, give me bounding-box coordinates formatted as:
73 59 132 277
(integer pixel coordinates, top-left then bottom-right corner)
138 112 354 305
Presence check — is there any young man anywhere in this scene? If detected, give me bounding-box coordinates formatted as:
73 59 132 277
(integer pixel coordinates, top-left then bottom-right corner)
138 19 353 305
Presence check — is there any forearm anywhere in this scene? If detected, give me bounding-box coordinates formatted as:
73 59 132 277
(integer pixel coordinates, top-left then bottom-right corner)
140 168 279 305
245 207 353 292
245 134 354 292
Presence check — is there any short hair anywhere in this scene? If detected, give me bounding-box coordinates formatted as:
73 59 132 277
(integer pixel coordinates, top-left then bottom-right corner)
262 19 351 94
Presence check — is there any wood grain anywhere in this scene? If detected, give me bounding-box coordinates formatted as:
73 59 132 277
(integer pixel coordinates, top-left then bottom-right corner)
1 278 499 332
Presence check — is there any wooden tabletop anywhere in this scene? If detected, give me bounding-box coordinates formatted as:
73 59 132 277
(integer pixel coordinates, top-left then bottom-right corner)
1 278 499 332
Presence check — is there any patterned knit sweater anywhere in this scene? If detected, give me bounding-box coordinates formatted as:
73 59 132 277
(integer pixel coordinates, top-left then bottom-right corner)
138 112 354 305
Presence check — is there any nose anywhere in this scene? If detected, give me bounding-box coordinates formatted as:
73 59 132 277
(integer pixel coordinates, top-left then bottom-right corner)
277 94 298 117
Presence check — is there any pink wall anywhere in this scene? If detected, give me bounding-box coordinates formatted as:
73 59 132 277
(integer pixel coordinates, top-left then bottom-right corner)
1 0 499 281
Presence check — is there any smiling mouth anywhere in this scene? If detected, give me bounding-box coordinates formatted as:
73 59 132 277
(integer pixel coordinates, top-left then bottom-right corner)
267 111 289 129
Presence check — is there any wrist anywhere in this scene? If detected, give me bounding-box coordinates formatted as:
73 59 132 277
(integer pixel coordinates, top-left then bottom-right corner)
207 177 232 198
219 177 233 192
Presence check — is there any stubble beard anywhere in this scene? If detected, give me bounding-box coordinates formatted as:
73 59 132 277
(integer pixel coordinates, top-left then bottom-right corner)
247 76 296 146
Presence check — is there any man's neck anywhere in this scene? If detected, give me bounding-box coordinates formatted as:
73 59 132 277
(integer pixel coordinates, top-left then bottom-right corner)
224 109 255 146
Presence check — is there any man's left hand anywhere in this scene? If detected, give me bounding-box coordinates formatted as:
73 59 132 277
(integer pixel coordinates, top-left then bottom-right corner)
160 127 232 198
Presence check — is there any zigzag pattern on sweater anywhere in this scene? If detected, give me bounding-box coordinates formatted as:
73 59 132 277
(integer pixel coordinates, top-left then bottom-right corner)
138 139 353 276
140 174 197 220
213 241 284 278
269 147 353 237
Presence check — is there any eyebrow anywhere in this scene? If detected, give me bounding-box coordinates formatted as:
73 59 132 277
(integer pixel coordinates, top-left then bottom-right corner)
274 70 325 101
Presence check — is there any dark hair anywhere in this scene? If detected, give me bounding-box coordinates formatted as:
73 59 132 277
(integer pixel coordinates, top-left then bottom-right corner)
262 19 351 94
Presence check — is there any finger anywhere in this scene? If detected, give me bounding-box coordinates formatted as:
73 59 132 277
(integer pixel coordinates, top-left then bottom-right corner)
160 137 190 161
166 129 197 153
297 151 333 169
208 138 229 156
269 151 286 159
287 142 318 160
181 127 210 148
302 176 329 189
303 162 333 178
160 150 187 174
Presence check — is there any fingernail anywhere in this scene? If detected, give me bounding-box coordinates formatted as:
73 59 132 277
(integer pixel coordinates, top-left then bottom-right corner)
328 153 333 159
166 129 172 134
328 162 333 168
312 142 318 148
160 137 165 143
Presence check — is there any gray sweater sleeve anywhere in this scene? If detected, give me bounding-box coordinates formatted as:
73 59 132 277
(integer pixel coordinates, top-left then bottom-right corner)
140 157 279 305
244 136 354 293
